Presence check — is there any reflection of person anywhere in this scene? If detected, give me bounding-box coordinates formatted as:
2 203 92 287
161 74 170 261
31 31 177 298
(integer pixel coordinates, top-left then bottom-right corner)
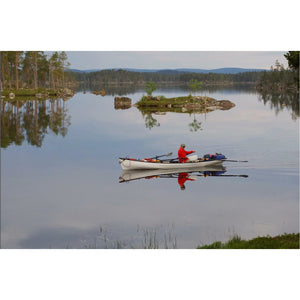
178 173 195 190
178 143 195 163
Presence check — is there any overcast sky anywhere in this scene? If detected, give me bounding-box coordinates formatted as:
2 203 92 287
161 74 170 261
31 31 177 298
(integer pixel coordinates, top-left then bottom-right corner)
63 51 288 70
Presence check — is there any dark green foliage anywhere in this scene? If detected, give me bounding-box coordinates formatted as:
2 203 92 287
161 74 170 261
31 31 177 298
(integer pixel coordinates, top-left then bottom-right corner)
256 69 298 92
188 79 202 95
197 233 300 249
145 81 157 96
284 51 299 71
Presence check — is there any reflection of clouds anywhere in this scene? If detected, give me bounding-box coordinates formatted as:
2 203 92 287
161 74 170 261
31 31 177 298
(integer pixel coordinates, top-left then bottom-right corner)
2 163 298 248
17 226 94 249
2 89 299 249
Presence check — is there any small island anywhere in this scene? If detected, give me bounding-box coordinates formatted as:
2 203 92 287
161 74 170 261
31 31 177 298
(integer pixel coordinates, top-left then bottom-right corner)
134 95 235 114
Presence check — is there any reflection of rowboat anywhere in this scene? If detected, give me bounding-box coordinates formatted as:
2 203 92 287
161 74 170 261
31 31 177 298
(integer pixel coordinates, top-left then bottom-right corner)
119 154 226 170
119 165 227 183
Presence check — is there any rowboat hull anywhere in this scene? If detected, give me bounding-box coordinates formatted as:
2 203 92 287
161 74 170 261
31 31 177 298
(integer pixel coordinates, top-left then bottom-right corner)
119 158 223 170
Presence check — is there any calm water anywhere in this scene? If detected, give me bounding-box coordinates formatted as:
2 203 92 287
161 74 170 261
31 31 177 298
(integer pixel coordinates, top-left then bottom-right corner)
1 86 299 248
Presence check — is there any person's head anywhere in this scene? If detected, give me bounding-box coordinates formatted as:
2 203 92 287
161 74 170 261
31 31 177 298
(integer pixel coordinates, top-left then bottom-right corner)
180 184 186 190
181 143 186 148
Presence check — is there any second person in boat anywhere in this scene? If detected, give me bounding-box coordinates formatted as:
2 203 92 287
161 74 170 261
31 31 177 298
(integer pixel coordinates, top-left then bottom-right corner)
178 143 195 163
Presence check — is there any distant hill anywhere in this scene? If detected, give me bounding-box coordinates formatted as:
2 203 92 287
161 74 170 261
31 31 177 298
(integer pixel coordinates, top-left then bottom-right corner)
175 68 267 74
70 67 267 74
69 69 102 73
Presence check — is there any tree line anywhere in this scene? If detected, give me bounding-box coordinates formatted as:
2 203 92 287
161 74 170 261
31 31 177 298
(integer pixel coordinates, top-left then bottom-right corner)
72 68 265 87
0 51 76 90
256 51 299 92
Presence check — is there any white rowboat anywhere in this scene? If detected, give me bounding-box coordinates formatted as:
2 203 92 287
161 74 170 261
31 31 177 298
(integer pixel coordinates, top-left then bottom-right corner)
119 157 224 170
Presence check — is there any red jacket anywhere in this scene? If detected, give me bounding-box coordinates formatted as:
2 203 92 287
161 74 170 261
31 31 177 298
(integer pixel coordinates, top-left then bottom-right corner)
178 147 194 163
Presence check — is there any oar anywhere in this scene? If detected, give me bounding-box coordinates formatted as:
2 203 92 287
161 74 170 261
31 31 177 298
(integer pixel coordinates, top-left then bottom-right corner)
196 174 248 178
224 159 248 163
149 152 173 159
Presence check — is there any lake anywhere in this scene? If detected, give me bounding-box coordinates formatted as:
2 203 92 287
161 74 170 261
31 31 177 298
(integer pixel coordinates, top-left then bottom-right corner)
1 86 299 248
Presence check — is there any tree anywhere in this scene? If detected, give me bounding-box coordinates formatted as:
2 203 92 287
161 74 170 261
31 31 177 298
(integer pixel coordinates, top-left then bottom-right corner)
284 51 299 71
189 79 202 96
0 52 8 89
15 51 23 89
145 81 157 96
59 51 70 88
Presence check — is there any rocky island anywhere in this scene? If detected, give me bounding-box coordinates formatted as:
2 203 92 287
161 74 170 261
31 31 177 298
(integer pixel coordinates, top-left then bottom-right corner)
134 95 235 114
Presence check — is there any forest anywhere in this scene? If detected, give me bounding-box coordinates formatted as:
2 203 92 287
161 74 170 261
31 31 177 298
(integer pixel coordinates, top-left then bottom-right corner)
72 68 265 88
0 51 76 91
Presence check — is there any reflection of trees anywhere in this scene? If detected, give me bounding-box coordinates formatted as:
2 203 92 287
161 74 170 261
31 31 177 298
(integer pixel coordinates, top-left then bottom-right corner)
140 112 160 130
77 83 256 96
258 90 299 121
1 100 25 148
49 99 71 136
137 107 204 132
1 98 71 148
77 83 143 96
188 114 202 132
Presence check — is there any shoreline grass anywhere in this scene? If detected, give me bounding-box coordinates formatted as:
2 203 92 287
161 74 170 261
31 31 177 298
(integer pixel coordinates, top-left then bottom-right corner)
197 233 300 249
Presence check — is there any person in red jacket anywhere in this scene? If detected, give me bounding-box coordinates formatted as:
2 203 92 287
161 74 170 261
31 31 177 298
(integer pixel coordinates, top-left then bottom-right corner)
178 143 195 163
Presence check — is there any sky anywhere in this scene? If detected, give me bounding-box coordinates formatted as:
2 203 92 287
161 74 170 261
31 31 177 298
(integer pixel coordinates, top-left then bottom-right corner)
63 51 288 71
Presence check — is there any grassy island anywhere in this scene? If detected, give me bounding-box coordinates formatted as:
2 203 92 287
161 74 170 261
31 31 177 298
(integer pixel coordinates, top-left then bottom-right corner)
135 95 235 114
1 88 74 101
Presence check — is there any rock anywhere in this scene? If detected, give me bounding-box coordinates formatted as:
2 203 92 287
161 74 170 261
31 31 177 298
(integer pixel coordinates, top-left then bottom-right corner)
61 88 74 97
92 89 106 96
218 100 236 110
57 88 74 99
114 96 132 110
35 93 44 98
143 95 161 101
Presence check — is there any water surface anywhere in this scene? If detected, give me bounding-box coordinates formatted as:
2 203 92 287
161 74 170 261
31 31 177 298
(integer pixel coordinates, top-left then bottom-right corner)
1 86 299 248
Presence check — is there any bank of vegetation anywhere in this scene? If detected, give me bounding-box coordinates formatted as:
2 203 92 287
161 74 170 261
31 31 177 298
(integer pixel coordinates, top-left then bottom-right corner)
72 68 264 88
197 233 300 249
0 51 77 97
255 51 299 120
256 51 299 93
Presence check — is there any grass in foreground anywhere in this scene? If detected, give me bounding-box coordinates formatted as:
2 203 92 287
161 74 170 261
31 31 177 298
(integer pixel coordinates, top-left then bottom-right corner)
197 233 300 249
